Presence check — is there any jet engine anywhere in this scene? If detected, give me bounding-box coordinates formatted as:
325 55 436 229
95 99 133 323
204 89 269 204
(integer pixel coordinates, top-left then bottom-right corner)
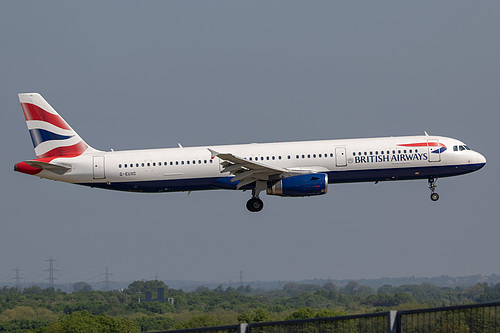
267 173 328 197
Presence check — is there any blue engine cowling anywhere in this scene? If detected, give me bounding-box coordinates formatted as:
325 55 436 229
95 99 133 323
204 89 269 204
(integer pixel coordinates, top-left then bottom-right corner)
267 173 328 197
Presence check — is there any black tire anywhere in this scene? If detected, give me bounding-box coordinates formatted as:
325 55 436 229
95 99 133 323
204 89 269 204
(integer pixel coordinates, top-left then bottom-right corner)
246 198 264 212
430 193 440 201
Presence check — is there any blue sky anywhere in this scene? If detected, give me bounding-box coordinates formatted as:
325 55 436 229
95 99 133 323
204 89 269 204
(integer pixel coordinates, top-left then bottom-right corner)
1 1 499 286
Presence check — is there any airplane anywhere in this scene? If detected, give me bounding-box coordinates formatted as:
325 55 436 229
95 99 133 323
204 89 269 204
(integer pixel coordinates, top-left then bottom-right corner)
14 93 486 212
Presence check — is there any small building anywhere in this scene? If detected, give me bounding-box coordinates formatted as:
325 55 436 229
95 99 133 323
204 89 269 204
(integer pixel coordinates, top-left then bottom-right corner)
140 288 174 304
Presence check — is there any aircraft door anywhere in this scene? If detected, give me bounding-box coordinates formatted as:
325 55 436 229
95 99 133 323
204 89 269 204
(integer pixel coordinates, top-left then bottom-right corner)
93 156 106 179
335 147 347 167
428 139 441 162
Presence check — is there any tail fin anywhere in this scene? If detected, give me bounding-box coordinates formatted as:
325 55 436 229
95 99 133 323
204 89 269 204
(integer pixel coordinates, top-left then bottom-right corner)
18 93 97 159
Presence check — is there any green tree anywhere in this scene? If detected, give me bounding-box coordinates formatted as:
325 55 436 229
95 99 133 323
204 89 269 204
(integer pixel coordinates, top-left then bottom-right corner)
238 308 271 323
315 309 347 318
43 311 138 333
127 280 168 294
286 307 315 320
322 282 338 292
73 282 93 292
176 314 223 329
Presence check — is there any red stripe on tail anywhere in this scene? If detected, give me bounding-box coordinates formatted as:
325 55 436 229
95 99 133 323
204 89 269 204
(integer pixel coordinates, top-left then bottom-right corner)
37 141 88 159
21 103 72 130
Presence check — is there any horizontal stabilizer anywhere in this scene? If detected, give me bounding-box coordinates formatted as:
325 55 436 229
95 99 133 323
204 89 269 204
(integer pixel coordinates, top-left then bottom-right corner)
25 160 71 175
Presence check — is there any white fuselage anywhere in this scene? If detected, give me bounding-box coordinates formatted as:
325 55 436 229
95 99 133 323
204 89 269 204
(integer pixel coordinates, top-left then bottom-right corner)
30 135 486 193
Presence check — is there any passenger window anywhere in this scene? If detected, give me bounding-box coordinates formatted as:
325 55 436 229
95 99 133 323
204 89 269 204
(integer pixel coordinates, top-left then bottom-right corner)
307 154 310 158
330 153 333 157
118 164 122 168
142 163 145 167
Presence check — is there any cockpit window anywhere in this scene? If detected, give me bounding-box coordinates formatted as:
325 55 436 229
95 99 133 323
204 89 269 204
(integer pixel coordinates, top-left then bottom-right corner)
454 145 471 152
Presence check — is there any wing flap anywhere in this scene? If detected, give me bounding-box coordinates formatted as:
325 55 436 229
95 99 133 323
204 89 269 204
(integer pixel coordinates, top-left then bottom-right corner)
209 148 288 187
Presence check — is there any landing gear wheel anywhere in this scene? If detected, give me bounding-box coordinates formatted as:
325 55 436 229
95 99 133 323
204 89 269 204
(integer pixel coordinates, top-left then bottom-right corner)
430 193 440 201
428 177 439 202
246 198 264 212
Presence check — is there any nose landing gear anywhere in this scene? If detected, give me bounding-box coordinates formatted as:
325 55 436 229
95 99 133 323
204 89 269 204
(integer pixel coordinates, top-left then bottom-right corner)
428 177 439 201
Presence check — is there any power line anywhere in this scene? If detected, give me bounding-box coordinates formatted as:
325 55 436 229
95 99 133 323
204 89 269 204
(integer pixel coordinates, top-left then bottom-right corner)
44 257 57 289
13 267 22 292
100 266 113 291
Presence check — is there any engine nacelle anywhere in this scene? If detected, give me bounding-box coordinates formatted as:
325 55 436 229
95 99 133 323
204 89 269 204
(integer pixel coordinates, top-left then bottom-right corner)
267 173 328 197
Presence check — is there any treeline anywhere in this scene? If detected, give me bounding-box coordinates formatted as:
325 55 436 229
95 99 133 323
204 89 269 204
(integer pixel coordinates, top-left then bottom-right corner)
1 280 500 332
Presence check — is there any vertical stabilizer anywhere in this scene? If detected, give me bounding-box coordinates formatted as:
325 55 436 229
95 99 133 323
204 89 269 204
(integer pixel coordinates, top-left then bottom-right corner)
18 93 97 159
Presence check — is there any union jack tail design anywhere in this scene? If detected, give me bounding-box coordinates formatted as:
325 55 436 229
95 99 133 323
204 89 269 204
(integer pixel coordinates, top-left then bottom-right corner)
18 93 96 159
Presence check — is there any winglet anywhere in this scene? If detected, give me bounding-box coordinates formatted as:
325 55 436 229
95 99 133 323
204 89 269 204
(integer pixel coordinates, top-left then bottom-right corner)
208 148 219 160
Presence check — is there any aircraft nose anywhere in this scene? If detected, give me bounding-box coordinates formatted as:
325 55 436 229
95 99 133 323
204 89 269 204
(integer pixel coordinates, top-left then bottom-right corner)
474 151 486 166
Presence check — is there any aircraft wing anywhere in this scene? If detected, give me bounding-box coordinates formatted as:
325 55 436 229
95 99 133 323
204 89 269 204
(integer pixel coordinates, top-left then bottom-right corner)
208 148 287 189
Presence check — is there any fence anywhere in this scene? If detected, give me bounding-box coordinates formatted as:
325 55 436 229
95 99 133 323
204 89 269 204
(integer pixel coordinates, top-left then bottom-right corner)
156 301 500 333
397 301 500 332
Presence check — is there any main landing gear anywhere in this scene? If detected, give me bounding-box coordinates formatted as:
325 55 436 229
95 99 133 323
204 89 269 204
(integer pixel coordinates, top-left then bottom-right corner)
246 181 266 212
428 177 439 201
247 197 264 212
